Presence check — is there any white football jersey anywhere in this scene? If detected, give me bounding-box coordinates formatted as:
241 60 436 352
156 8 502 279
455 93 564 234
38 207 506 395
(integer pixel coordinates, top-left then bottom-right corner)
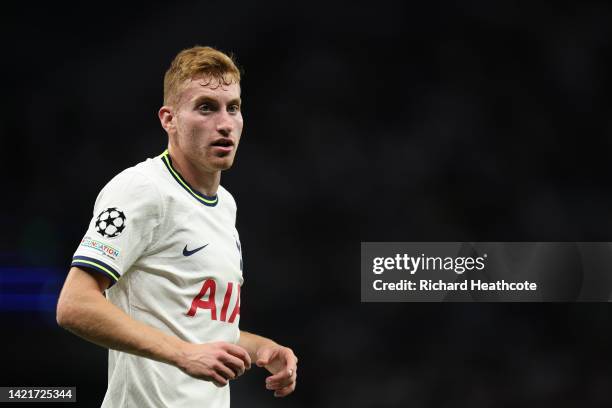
72 149 244 407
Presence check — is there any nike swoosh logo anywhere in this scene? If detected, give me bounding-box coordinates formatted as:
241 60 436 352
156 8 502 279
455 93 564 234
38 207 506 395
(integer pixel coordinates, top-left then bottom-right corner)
183 244 209 256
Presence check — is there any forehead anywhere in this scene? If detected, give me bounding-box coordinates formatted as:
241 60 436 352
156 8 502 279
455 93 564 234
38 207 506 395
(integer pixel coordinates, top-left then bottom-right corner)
178 76 241 105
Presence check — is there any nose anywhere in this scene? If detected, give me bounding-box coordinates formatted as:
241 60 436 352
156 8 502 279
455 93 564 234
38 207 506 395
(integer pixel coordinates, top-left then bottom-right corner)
216 111 233 137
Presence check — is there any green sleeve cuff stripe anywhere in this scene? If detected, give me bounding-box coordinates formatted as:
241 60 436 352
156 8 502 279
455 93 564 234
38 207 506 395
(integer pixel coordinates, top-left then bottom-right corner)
72 257 120 281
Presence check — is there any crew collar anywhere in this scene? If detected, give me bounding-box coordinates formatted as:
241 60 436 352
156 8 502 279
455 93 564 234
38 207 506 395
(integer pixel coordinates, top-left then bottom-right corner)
159 149 219 207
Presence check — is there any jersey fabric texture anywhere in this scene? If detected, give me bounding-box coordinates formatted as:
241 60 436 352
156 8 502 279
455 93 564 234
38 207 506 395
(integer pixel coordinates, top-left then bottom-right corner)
72 150 244 407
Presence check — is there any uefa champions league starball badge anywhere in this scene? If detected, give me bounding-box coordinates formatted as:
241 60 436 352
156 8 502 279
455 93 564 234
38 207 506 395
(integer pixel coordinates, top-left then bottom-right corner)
95 207 127 238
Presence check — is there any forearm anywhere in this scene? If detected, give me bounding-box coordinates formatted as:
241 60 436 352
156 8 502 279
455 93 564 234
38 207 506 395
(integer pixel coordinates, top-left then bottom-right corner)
238 330 278 361
57 286 185 367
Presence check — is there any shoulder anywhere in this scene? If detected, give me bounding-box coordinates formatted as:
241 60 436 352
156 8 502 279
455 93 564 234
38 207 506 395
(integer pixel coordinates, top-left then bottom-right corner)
103 156 161 193
96 157 164 214
218 185 237 211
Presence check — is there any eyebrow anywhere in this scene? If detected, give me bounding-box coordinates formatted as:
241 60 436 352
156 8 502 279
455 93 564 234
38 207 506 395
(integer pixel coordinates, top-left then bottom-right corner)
192 96 242 106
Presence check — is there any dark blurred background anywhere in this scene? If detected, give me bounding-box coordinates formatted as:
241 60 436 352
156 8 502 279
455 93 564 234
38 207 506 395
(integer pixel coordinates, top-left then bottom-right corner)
3 1 612 406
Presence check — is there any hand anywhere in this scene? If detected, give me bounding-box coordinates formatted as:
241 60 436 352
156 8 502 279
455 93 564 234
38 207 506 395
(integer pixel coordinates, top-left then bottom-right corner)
176 341 251 387
256 344 298 397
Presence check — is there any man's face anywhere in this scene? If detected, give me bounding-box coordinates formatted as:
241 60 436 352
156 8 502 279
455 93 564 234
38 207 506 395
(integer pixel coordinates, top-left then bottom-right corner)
168 76 243 172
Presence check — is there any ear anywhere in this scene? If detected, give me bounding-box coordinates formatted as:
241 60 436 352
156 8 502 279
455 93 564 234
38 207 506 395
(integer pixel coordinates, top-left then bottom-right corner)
158 106 175 133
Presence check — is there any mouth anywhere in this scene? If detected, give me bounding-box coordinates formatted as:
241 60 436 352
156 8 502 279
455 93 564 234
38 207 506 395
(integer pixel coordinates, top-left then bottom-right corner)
211 138 234 154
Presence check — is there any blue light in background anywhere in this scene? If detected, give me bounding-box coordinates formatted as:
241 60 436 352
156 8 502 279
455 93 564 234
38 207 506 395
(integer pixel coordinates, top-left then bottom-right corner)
0 267 65 312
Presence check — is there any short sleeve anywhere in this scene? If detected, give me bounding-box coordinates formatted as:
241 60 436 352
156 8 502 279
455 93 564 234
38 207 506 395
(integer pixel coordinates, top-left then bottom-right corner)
71 169 163 286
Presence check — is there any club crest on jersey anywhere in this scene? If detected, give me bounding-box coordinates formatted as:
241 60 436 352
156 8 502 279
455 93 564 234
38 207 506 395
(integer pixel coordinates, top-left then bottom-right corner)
95 207 126 238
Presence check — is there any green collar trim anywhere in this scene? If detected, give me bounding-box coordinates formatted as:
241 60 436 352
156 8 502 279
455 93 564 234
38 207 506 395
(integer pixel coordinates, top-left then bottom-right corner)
159 150 219 207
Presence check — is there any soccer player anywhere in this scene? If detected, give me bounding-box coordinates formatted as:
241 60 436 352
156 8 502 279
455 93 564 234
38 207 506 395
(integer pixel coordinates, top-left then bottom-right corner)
56 46 298 407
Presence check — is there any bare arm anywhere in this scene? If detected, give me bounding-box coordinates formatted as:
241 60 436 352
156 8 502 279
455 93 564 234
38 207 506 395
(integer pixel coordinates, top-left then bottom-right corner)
56 267 251 386
56 266 183 363
238 330 298 397
238 330 279 362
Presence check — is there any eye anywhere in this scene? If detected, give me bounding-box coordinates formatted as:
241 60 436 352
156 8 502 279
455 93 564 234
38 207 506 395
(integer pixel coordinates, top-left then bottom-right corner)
228 104 240 113
199 103 213 112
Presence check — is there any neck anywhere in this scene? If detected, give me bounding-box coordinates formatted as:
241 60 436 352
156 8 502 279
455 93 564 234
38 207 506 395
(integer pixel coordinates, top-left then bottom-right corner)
167 145 221 196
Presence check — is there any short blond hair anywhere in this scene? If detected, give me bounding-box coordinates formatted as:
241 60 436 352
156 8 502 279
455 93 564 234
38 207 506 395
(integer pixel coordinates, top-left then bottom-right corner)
163 46 241 105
